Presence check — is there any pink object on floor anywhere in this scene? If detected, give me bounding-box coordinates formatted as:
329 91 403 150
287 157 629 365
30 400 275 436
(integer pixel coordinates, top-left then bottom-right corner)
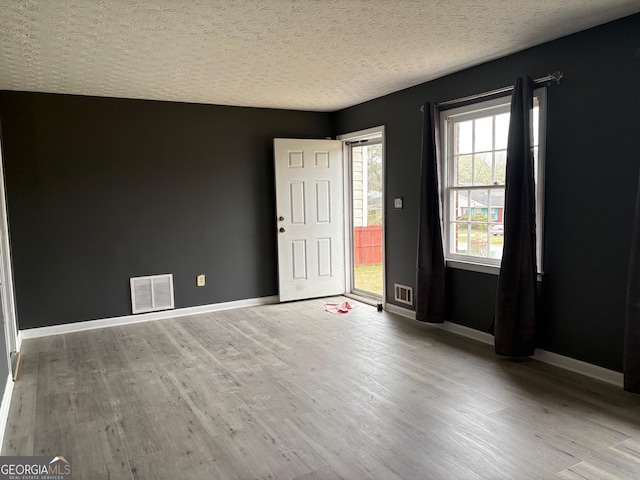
325 302 353 314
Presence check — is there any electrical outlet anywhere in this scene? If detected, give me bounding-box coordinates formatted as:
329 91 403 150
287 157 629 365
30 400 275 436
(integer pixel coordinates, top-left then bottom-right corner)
197 274 205 287
394 197 403 209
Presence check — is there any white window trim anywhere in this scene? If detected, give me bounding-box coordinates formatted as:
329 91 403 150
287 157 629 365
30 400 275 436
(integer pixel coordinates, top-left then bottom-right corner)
439 88 546 277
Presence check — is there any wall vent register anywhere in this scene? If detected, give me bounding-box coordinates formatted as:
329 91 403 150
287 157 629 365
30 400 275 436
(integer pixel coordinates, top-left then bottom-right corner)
130 274 175 314
394 283 413 306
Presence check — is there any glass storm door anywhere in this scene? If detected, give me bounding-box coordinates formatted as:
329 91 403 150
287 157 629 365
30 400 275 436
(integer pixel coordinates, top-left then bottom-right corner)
350 140 383 298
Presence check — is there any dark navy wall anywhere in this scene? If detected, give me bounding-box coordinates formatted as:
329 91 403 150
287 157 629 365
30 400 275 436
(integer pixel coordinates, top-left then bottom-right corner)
0 93 333 329
334 14 640 371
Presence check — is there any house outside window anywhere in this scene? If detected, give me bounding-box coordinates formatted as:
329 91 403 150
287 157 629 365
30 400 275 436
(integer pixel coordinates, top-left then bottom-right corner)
440 89 546 273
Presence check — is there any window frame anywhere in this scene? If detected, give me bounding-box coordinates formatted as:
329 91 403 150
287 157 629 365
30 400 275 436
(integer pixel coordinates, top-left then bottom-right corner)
439 88 546 275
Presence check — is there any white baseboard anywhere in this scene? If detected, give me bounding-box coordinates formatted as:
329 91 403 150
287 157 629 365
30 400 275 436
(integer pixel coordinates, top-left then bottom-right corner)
531 349 623 387
383 303 415 319
437 320 494 345
383 303 623 388
19 295 280 341
0 372 14 450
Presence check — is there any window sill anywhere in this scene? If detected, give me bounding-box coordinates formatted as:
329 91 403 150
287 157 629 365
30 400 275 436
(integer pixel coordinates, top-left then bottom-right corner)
446 259 544 282
446 259 500 275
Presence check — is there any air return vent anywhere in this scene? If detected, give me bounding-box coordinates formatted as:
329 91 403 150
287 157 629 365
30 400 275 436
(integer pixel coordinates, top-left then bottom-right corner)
130 274 175 314
394 283 413 306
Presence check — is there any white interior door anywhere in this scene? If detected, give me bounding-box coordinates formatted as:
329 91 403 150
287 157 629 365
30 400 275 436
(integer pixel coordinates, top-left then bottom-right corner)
274 138 345 302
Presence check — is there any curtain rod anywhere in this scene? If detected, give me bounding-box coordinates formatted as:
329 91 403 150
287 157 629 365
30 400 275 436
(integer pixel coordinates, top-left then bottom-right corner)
425 71 563 110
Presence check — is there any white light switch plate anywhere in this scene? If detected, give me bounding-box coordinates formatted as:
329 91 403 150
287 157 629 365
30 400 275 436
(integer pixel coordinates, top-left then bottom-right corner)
394 198 403 209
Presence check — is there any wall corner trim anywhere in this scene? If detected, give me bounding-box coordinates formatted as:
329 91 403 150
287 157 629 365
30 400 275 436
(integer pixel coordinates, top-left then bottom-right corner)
383 303 624 388
0 373 14 451
18 295 280 340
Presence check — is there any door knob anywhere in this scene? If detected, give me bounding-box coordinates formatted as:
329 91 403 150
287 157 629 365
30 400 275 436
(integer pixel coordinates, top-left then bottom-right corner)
278 216 285 221
279 227 286 233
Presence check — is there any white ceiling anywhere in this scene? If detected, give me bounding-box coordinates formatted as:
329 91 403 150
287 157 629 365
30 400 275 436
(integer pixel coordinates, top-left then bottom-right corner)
0 1 638 112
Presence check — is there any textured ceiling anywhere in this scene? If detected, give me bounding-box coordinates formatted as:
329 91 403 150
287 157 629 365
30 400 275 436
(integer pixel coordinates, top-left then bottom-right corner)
0 1 638 112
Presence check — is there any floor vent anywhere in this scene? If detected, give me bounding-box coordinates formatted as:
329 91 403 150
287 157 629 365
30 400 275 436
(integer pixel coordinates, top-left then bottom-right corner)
130 274 175 314
394 283 413 306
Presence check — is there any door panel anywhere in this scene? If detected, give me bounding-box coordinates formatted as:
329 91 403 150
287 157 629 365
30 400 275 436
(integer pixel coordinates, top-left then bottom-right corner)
292 240 307 280
274 138 344 302
290 181 306 224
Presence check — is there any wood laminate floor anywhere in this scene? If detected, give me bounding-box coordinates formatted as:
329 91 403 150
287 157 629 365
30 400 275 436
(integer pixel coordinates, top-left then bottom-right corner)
2 297 640 479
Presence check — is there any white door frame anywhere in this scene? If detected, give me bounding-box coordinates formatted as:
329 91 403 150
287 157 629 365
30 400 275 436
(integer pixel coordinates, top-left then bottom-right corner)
0 137 18 356
337 126 386 305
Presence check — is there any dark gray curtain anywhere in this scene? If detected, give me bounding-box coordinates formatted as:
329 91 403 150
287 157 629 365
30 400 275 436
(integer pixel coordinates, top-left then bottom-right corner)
494 78 537 356
416 102 445 323
624 170 640 393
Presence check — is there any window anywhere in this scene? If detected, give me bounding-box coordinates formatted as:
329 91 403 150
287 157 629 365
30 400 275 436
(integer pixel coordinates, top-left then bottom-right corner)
440 89 545 273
